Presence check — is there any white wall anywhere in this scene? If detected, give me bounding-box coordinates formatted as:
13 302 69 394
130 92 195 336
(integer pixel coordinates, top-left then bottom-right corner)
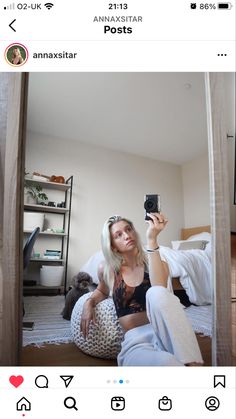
181 73 234 231
25 131 184 284
181 152 210 228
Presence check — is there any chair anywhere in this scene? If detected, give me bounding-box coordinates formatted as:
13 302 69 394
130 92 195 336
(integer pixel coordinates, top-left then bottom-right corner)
23 227 40 271
23 227 40 323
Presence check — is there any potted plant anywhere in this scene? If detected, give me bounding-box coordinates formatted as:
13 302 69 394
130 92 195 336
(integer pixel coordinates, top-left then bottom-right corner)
24 180 48 205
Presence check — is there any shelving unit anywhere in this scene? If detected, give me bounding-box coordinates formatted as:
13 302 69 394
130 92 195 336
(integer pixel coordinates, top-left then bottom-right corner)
24 203 69 213
23 176 73 295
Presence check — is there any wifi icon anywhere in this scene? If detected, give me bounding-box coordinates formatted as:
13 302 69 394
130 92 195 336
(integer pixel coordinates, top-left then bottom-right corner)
44 2 54 9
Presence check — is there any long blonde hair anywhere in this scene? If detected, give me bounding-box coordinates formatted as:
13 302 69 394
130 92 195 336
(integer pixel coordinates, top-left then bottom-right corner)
101 215 147 289
11 48 24 64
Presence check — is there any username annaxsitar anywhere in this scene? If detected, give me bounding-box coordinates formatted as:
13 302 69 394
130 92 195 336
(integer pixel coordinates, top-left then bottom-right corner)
33 52 77 59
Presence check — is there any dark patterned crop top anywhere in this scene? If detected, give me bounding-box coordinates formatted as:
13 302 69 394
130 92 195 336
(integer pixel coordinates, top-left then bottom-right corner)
112 270 151 318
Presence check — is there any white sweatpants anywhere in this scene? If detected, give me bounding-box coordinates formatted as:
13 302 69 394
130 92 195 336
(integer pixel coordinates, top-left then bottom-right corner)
117 286 203 366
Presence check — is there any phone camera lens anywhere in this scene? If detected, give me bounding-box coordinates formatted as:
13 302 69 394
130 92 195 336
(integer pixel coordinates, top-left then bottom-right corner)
144 199 154 211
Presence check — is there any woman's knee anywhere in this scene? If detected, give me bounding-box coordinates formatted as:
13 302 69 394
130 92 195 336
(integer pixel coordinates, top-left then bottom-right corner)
147 286 182 315
146 286 173 309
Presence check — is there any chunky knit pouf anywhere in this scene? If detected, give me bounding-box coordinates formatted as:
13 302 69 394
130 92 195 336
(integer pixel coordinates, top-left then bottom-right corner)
71 292 124 359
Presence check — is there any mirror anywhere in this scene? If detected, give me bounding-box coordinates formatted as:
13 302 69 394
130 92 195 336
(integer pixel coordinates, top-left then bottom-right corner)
21 72 232 366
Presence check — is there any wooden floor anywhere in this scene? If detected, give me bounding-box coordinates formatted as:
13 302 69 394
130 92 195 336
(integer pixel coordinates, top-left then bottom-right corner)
21 334 212 366
21 343 117 366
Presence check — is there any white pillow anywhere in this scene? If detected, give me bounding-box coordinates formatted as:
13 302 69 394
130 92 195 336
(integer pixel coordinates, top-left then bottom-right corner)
187 232 212 256
171 239 208 250
171 240 183 250
187 232 211 242
80 251 105 285
178 240 209 250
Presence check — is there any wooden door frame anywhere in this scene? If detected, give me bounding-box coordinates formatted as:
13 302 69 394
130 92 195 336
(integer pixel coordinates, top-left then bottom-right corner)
0 73 28 365
205 72 232 365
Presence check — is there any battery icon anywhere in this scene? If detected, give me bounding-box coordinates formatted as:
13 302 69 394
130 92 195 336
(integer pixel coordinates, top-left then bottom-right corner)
217 3 232 8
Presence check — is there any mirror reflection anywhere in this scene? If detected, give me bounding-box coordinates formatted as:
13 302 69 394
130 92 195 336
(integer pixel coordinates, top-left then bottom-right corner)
22 72 213 366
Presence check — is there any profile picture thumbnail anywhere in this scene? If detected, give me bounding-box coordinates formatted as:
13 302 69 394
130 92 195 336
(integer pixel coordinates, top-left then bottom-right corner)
5 43 28 67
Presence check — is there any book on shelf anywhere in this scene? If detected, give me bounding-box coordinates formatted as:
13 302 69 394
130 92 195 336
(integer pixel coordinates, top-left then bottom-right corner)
44 250 61 257
43 255 61 260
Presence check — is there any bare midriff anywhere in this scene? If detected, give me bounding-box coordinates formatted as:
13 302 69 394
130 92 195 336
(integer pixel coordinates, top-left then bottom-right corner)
119 311 149 332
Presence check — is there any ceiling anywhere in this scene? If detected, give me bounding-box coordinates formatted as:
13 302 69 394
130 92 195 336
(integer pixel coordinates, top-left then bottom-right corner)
27 72 219 165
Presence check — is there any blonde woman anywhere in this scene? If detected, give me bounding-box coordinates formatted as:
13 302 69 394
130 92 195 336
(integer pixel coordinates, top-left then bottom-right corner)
80 213 203 366
11 47 24 65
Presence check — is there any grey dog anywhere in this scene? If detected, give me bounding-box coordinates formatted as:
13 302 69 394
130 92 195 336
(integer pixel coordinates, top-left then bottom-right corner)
61 271 94 320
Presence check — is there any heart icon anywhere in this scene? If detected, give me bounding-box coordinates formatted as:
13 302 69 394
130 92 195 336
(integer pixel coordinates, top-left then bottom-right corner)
9 375 24 388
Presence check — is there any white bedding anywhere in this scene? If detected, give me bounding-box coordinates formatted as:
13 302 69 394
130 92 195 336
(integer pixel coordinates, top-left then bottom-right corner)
159 246 212 306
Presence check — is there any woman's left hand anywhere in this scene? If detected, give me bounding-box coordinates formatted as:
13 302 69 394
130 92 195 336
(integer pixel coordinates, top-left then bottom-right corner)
145 212 168 243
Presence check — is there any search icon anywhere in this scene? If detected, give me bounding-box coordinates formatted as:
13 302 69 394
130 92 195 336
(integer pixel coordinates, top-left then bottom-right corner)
64 397 78 411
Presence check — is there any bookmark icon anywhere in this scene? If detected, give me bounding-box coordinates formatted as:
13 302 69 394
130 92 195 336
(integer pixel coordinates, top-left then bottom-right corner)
214 375 226 388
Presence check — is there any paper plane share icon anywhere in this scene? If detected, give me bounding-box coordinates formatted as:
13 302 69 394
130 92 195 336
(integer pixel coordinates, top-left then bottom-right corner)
60 375 74 388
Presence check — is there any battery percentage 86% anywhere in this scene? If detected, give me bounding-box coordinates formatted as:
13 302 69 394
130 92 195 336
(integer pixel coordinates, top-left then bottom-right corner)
200 3 216 8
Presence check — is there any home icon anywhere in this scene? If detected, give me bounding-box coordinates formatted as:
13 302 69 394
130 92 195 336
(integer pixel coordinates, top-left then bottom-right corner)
16 397 31 411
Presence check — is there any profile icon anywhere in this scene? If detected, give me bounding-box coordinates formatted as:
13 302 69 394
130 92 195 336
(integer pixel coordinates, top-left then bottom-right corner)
205 396 220 411
4 43 28 67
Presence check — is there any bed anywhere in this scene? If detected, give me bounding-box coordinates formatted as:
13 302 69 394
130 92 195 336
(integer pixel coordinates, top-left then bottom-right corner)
178 226 212 365
170 225 212 300
169 225 212 338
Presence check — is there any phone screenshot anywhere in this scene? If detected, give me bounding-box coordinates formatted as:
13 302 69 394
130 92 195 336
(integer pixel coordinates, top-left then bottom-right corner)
0 1 235 418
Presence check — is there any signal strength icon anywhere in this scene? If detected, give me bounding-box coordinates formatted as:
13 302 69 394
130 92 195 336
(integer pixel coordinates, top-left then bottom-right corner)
44 2 54 9
4 3 15 10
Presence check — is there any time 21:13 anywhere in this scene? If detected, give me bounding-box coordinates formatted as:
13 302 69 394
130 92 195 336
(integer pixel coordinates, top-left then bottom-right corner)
108 3 128 10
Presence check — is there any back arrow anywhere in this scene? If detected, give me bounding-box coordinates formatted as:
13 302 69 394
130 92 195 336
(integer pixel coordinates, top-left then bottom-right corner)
9 19 16 32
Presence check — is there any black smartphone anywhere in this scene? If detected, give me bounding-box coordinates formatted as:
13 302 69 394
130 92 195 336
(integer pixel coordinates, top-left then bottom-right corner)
144 194 161 221
22 321 34 331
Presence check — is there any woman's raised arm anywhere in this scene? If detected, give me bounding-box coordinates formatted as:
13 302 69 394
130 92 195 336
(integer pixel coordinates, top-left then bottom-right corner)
145 212 169 288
